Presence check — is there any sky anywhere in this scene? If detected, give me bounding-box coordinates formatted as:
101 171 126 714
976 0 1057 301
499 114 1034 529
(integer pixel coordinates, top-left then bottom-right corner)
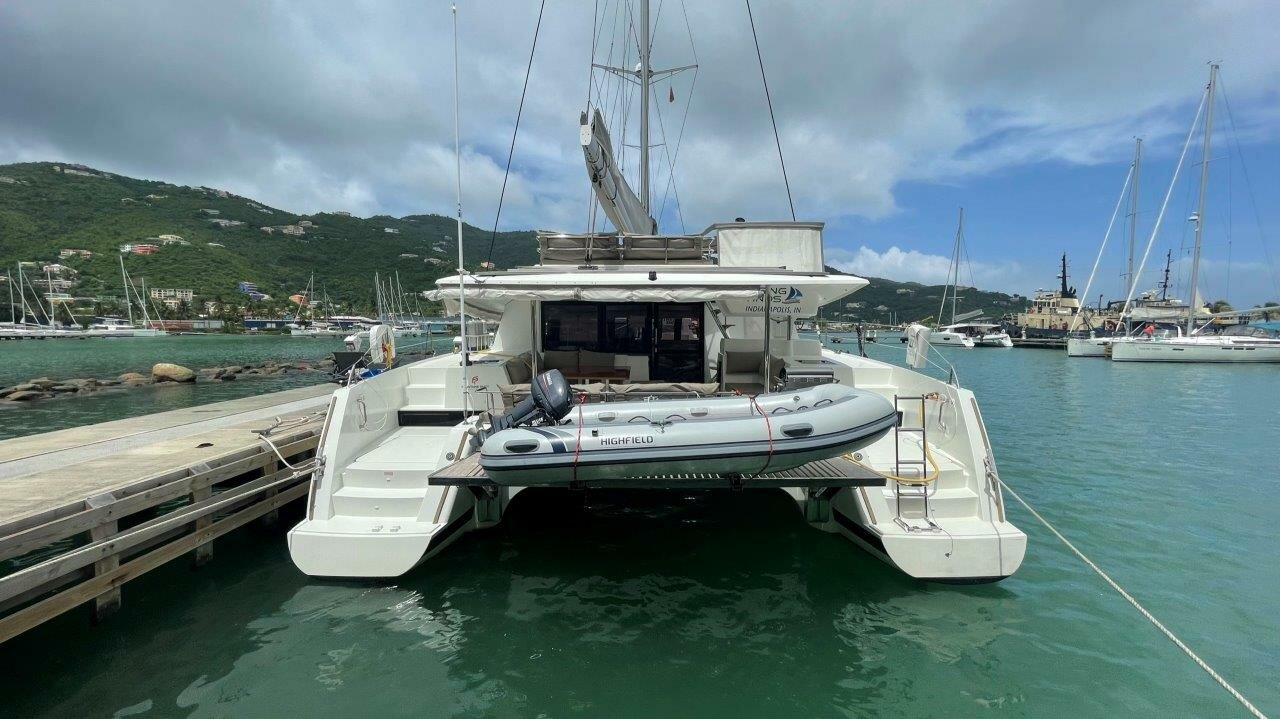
1 0 1278 304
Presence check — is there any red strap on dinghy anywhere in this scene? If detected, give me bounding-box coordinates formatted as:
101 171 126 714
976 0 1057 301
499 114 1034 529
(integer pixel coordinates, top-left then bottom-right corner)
571 392 586 484
751 395 774 476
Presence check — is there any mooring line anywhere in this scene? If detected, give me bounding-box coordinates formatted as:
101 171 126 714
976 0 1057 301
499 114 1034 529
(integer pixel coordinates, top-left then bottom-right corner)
1001 484 1268 719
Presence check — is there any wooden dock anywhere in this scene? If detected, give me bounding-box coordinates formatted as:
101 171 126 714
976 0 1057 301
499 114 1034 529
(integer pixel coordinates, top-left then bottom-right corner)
0 384 334 643
1010 337 1066 349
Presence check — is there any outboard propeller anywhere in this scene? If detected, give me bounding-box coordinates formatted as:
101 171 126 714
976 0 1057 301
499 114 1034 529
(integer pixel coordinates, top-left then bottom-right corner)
477 369 573 441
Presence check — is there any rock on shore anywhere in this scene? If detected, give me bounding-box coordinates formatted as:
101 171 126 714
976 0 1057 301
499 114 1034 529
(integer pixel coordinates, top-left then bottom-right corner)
151 363 197 383
2 358 332 405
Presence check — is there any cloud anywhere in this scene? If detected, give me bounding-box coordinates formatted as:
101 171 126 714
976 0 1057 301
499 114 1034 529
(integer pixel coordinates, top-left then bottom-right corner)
0 0 1277 255
828 246 1027 293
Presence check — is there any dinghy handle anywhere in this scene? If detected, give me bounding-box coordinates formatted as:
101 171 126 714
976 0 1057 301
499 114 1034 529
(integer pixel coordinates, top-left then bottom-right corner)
781 423 813 438
503 440 540 454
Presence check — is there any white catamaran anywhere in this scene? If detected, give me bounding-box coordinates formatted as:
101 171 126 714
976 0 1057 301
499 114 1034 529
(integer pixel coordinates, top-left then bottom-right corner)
287 2 1025 583
933 209 1012 348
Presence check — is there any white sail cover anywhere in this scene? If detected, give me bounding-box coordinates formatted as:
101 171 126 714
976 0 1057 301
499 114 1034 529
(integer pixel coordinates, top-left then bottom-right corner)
581 109 656 235
369 324 396 365
905 323 931 368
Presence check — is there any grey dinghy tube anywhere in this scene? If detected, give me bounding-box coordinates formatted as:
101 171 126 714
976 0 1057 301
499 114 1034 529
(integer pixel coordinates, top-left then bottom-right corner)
478 375 899 485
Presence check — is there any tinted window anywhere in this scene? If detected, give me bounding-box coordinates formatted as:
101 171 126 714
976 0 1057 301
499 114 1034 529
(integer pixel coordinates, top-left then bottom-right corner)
604 304 649 354
542 303 599 350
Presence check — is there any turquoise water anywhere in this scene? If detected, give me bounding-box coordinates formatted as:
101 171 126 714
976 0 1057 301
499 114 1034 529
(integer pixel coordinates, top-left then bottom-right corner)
0 335 446 440
1 339 1277 717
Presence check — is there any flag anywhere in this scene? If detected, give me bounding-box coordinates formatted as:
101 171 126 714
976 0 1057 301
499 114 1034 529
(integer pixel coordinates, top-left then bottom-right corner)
668 86 675 103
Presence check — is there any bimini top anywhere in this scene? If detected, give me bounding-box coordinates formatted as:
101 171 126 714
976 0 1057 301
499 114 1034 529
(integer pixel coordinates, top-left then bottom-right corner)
424 266 867 319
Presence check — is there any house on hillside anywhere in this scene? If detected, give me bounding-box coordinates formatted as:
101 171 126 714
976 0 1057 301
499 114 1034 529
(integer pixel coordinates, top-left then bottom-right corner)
260 227 275 234
206 242 225 247
333 211 351 217
208 219 244 228
42 263 77 276
480 261 495 269
279 225 305 236
200 208 220 215
59 249 93 259
895 288 914 295
119 243 159 255
384 228 400 234
297 220 314 228
237 281 259 294
149 288 194 303
399 253 419 259
425 257 443 265
145 194 167 200
157 234 184 243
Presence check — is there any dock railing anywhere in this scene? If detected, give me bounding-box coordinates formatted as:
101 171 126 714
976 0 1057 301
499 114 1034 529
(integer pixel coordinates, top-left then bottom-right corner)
0 419 323 643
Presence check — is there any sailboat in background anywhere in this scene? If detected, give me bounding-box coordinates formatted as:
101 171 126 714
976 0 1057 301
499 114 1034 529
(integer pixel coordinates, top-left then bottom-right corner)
933 209 1012 347
83 255 167 337
1111 64 1280 363
289 274 347 337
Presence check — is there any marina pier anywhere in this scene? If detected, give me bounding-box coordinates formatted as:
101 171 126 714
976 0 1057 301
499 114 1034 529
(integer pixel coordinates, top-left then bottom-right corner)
0 385 332 643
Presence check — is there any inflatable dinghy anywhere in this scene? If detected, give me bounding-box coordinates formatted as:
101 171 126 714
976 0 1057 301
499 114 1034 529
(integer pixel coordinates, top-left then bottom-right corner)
475 370 898 485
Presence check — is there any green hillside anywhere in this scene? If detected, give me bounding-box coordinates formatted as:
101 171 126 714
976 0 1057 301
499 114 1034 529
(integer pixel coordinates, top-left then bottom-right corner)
820 271 1023 326
0 161 1022 325
0 162 537 314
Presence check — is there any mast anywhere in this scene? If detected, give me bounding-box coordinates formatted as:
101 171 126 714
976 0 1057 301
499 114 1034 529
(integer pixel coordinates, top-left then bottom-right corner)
45 267 56 327
1160 250 1172 301
639 0 651 211
119 254 135 326
937 207 963 326
138 275 153 328
6 270 14 325
452 3 470 375
1126 138 1142 297
17 263 30 325
1187 63 1217 335
951 209 963 324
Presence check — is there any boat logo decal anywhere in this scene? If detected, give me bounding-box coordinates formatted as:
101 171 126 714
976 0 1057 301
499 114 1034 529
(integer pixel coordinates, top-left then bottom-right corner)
599 435 656 447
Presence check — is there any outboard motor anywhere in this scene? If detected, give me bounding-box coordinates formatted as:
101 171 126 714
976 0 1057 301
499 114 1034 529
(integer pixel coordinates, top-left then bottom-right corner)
477 369 573 441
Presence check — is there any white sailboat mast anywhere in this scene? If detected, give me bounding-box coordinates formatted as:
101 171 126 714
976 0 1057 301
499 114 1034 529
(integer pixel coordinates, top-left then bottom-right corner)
452 3 470 375
6 270 14 324
1186 63 1217 335
937 208 963 326
119 254 135 326
1125 137 1142 298
639 0 651 211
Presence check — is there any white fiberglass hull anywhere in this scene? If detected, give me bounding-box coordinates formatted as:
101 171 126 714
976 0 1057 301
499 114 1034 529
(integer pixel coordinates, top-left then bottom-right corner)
1110 337 1280 363
976 332 1013 347
1066 337 1108 357
931 331 974 348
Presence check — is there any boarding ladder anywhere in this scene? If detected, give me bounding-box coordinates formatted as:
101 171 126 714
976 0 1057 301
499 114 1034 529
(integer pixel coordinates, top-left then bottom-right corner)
892 394 939 530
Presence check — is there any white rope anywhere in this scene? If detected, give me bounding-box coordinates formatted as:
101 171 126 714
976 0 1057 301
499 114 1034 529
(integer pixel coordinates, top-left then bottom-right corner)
1001 483 1268 719
256 412 326 471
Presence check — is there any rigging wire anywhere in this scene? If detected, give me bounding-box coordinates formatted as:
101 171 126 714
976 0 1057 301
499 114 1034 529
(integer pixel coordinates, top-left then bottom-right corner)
744 0 795 221
657 0 698 225
1217 77 1280 300
650 85 687 232
486 0 547 267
